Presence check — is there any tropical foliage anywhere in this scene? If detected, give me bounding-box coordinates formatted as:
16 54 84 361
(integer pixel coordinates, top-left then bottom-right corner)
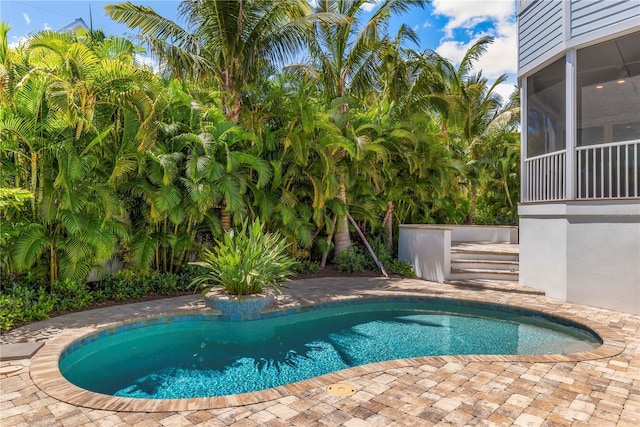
0 0 520 291
189 218 296 296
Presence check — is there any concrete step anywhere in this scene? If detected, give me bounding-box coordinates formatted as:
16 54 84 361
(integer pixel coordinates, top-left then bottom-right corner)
449 268 519 281
451 242 519 262
450 251 519 262
448 242 519 281
451 259 519 271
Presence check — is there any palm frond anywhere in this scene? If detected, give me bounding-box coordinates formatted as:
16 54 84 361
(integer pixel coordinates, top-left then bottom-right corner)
12 223 49 270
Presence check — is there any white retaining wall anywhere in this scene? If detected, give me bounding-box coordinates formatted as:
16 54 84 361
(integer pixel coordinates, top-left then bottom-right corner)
398 225 518 283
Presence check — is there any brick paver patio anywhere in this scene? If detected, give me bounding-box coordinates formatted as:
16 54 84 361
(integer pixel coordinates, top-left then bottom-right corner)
1 277 639 426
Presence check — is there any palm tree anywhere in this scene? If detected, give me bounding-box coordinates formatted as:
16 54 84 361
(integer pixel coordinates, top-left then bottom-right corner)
287 0 426 254
295 0 426 104
106 0 338 122
0 29 157 284
125 79 272 272
421 37 518 223
238 72 342 252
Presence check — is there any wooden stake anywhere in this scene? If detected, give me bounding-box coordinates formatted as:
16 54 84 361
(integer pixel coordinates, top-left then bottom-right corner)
347 213 388 277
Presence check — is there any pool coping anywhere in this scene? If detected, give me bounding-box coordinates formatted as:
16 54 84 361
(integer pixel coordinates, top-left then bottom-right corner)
28 293 627 413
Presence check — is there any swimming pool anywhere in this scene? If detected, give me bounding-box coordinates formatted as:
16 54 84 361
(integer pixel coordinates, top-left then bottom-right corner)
58 297 601 399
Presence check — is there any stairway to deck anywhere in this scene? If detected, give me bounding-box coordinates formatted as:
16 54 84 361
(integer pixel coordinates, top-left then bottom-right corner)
446 242 519 282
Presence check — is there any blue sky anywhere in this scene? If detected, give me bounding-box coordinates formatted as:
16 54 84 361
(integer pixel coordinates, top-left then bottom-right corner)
1 0 518 100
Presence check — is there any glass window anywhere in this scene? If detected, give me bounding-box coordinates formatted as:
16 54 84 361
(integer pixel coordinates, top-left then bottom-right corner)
577 31 640 146
612 122 640 143
577 32 640 198
577 127 604 146
526 57 566 157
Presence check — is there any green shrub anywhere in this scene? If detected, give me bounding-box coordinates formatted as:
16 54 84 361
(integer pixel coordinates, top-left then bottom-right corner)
91 269 193 302
361 237 415 277
292 260 321 275
0 294 24 331
190 218 296 296
92 288 110 303
154 273 180 295
0 268 196 331
361 238 391 271
51 279 93 312
388 259 415 277
177 265 206 289
0 284 55 331
93 270 154 301
334 246 368 273
285 241 310 261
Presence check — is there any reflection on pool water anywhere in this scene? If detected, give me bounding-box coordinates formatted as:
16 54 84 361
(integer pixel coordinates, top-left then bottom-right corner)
59 298 600 399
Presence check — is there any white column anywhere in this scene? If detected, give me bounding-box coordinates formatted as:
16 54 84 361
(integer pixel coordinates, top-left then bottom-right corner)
565 49 576 200
520 77 528 202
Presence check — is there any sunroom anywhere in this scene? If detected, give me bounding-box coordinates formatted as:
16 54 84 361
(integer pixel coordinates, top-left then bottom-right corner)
522 31 639 202
518 5 639 315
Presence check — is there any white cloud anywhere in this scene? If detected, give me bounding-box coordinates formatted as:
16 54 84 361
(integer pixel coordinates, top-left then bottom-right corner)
137 54 160 74
22 13 31 25
361 0 383 12
9 36 26 49
475 21 517 78
493 81 517 104
43 23 51 31
435 40 467 66
433 0 517 83
432 0 514 38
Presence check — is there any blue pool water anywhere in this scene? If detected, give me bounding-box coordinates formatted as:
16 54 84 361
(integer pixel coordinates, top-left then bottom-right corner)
59 299 600 399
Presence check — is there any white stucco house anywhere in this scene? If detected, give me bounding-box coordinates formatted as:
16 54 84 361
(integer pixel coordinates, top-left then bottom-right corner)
517 0 640 314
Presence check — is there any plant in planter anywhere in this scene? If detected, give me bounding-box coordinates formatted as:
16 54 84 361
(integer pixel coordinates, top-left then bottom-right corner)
190 218 296 319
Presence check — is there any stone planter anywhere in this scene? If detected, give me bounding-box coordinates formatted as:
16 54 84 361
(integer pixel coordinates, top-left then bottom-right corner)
203 289 275 321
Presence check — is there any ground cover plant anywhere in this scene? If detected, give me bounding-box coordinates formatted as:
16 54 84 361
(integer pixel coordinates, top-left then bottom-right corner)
0 269 200 331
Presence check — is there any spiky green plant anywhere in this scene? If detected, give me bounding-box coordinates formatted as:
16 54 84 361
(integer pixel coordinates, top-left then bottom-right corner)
189 218 295 296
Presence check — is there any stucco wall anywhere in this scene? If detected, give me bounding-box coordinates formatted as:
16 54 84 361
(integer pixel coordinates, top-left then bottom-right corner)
519 201 640 315
398 226 451 283
566 216 640 315
519 216 568 301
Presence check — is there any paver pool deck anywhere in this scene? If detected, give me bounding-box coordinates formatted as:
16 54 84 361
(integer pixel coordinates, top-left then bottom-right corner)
1 277 639 426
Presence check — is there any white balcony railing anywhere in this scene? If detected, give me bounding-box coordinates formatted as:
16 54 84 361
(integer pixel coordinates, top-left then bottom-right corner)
523 140 640 201
523 149 566 202
576 140 639 199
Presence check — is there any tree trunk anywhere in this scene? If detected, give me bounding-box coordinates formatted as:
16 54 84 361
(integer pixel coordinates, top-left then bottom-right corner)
382 201 394 252
220 210 232 231
222 85 242 123
218 195 233 231
49 243 57 289
469 183 477 225
320 216 337 268
30 153 37 220
333 179 351 255
225 96 242 123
